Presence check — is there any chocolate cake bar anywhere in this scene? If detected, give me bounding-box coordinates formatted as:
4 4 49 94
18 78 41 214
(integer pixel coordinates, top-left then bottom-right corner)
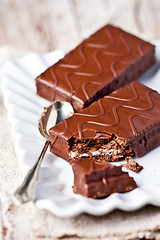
71 158 137 198
36 24 155 112
49 81 160 162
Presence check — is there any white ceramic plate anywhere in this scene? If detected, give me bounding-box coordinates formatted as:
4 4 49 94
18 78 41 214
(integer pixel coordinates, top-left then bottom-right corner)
1 41 160 218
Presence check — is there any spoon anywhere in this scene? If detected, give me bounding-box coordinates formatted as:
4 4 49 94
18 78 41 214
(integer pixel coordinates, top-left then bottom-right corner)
14 101 74 203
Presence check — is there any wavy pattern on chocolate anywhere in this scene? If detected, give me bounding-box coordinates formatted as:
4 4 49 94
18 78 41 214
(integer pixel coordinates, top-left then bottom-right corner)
78 82 155 137
128 114 155 135
52 118 69 144
49 81 160 142
47 25 153 103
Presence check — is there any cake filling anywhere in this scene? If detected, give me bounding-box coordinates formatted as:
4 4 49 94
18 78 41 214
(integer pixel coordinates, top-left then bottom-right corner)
69 135 134 162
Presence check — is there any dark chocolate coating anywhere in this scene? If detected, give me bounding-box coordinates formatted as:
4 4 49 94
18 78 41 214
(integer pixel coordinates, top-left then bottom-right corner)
71 158 137 198
36 24 155 112
49 81 160 161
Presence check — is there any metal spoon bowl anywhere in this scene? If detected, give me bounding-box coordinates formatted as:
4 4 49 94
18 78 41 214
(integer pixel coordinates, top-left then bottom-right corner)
14 101 74 203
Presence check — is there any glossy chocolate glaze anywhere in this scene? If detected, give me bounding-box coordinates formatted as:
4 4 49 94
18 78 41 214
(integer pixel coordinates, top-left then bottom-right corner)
49 81 160 161
36 24 155 112
71 158 137 198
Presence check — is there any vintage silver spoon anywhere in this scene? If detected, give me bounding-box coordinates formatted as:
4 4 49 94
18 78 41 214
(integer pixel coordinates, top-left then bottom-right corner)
14 101 74 203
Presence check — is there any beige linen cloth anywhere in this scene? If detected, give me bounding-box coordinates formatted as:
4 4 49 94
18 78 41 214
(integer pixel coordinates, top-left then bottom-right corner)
1 46 160 240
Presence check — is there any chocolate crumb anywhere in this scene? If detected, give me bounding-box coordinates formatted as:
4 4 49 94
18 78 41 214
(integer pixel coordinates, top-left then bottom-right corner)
124 156 143 173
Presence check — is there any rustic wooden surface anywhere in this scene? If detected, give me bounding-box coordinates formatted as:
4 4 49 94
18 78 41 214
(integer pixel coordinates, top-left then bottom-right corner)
1 0 160 53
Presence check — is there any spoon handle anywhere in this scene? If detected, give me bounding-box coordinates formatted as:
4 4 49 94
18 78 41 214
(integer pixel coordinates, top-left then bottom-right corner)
14 140 50 203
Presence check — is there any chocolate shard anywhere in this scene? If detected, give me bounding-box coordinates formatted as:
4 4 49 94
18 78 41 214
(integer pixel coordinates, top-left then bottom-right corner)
36 24 155 112
71 158 137 198
49 81 160 162
124 156 143 173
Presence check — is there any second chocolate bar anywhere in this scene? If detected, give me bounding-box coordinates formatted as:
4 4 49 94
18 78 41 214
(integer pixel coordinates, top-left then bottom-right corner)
36 24 155 112
49 81 160 162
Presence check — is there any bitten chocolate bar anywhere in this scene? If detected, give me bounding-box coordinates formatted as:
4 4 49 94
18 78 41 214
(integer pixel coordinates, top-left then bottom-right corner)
49 81 160 162
36 24 155 112
71 158 137 198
